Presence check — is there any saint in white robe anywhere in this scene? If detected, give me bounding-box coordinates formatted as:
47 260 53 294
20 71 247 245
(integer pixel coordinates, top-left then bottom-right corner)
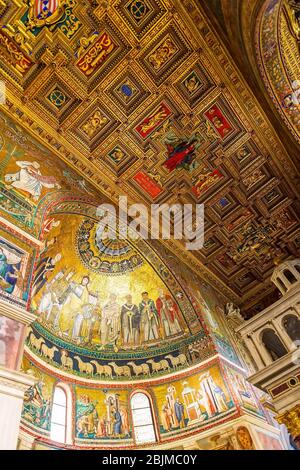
5 161 59 201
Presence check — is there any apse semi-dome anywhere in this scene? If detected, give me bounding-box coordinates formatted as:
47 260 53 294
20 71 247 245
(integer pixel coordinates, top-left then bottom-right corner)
20 200 254 450
25 204 210 382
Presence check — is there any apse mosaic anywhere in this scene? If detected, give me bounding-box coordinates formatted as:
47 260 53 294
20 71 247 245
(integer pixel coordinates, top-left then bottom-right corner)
21 356 56 434
25 206 210 380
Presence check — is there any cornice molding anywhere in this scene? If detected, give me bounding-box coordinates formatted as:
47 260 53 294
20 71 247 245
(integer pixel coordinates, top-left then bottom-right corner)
0 298 37 325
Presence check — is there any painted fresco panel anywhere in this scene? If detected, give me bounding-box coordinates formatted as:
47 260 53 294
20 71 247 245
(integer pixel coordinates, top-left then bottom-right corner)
153 363 235 437
21 357 55 433
75 387 132 442
223 364 264 416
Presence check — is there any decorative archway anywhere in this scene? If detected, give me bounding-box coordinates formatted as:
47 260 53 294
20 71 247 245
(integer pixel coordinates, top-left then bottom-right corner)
256 0 300 144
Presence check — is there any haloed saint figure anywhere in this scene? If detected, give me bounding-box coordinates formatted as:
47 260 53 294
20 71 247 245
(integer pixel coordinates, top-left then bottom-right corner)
37 276 185 351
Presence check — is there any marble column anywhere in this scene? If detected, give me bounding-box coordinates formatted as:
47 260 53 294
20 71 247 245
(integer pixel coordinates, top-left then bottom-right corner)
0 299 37 450
0 366 36 450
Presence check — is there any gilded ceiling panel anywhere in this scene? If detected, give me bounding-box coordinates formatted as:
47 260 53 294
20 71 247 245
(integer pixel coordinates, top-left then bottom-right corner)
0 0 299 310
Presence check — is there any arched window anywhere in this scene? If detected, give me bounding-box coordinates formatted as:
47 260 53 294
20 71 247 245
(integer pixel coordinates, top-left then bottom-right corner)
283 315 300 343
261 329 288 361
131 392 157 445
283 269 297 285
50 386 67 443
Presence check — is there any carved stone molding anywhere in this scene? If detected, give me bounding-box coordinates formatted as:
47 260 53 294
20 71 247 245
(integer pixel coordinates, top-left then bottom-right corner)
0 298 37 326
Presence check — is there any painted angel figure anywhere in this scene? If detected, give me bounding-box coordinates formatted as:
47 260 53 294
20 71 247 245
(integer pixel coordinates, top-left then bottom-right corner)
5 161 61 201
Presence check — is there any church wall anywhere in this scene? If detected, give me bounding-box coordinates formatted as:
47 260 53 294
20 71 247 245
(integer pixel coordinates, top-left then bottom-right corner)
0 314 25 370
